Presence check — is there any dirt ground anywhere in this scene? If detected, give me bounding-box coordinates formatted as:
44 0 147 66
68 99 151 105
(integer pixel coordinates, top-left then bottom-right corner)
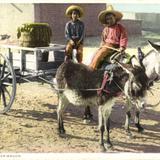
0 35 160 154
0 80 159 153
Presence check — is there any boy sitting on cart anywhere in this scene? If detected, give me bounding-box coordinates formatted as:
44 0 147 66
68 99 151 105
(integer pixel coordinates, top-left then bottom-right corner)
64 5 85 63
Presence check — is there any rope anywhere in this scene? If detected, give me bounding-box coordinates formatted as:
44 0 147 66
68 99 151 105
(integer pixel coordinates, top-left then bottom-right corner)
38 71 126 94
101 45 120 52
112 79 138 106
39 76 103 91
38 76 55 85
54 86 103 92
112 80 125 95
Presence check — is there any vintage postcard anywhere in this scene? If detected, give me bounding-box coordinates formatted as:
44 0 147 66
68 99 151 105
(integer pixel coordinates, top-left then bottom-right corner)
0 1 159 160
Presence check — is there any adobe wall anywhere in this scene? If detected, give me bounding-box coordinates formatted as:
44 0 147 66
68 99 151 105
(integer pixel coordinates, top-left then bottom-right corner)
0 4 142 43
0 3 34 40
136 13 160 31
121 19 142 35
34 3 106 42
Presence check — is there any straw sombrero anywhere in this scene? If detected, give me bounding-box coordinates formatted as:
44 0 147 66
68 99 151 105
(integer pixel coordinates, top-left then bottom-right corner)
65 5 84 18
98 5 123 24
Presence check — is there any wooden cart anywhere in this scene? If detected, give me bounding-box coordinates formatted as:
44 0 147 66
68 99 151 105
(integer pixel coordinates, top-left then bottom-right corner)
0 43 65 113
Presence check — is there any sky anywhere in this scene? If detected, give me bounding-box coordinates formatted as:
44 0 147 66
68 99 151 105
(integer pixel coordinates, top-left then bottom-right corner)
0 0 160 13
113 4 160 13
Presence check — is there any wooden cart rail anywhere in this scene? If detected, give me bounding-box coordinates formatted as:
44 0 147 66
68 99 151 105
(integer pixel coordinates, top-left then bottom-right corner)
0 43 65 51
0 43 65 71
0 43 65 114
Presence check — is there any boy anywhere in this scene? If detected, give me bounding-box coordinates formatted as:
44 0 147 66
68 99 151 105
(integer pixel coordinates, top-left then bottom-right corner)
89 5 128 70
65 5 85 63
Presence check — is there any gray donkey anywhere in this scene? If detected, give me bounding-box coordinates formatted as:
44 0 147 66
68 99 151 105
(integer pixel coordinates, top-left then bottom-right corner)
55 59 148 151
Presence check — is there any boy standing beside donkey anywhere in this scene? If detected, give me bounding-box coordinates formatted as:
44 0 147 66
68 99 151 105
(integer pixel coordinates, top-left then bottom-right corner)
64 5 85 63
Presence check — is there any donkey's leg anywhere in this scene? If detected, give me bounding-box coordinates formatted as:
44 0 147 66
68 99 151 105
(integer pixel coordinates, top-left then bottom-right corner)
125 111 132 134
135 110 144 133
57 103 65 134
99 99 114 151
134 99 145 133
83 106 93 121
98 106 106 152
124 98 133 137
105 117 112 148
57 94 68 134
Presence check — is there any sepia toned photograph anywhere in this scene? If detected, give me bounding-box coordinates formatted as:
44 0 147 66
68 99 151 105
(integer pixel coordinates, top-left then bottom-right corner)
0 1 160 159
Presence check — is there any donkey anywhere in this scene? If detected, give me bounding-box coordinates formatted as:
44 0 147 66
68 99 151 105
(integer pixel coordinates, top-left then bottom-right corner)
122 41 160 136
55 58 148 151
137 40 160 85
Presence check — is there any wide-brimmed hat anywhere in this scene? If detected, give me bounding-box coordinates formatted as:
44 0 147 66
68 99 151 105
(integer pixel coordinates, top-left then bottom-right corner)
65 5 84 18
98 5 123 24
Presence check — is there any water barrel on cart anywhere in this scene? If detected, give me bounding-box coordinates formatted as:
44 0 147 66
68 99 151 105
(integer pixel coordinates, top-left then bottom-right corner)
17 23 52 62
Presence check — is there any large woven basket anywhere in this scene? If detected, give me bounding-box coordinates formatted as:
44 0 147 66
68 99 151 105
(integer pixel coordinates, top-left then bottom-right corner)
17 23 52 47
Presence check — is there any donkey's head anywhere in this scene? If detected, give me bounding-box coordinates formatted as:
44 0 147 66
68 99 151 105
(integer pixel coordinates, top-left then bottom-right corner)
131 66 148 97
111 52 149 96
124 64 149 110
114 55 149 109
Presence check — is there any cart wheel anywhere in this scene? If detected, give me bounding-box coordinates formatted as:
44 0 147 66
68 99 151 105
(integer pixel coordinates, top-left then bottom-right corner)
0 53 16 114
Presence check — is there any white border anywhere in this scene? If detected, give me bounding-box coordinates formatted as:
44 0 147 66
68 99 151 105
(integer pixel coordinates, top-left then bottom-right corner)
0 0 160 4
0 1 159 160
0 153 160 160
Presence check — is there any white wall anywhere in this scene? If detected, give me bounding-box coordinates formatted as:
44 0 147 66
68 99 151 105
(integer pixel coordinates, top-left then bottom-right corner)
0 3 35 40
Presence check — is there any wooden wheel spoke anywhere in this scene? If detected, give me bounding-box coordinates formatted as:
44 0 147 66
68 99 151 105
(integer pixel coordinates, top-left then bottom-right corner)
1 87 7 107
3 86 11 100
2 82 13 87
0 54 16 113
0 60 6 79
0 65 2 77
0 89 1 102
1 72 11 81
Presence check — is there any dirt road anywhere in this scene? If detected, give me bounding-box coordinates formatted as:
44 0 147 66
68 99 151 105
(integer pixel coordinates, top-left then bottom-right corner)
0 81 159 153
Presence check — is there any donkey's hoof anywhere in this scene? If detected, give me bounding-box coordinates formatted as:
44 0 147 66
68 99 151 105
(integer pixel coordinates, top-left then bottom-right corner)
100 145 106 152
83 114 93 124
58 129 66 135
126 132 134 139
105 142 113 149
127 134 134 139
83 119 91 124
138 127 144 133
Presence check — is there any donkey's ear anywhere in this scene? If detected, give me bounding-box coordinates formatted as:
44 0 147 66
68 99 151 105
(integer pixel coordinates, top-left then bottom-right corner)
130 55 141 68
129 55 136 62
148 40 160 52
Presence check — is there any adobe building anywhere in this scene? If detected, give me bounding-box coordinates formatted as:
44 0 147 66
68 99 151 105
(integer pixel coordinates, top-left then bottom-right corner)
124 12 160 32
0 3 142 43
